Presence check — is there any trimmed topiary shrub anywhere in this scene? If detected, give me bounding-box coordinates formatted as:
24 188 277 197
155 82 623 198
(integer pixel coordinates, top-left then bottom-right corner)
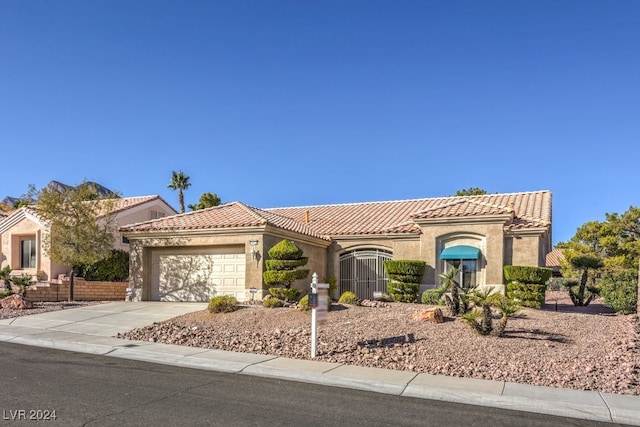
384 260 425 303
263 240 310 289
269 287 301 302
338 291 360 305
504 265 552 308
263 296 284 308
207 295 238 313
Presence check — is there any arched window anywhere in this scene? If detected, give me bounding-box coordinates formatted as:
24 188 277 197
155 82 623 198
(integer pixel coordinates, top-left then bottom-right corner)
440 245 480 289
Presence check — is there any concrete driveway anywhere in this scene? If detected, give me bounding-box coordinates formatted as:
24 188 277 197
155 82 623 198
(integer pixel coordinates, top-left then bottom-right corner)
0 301 207 336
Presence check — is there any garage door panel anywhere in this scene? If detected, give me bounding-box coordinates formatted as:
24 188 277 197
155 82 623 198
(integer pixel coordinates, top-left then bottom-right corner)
151 249 246 302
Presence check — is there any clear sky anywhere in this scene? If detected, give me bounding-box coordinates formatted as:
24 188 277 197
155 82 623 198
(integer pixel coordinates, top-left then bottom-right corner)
1 1 638 245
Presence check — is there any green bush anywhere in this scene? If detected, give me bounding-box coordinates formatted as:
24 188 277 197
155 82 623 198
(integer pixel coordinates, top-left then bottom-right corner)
384 260 425 303
78 249 129 281
263 296 284 308
388 282 419 302
384 260 426 277
263 240 310 289
504 265 552 284
600 273 638 315
268 287 301 302
207 295 238 313
506 281 547 308
263 270 309 287
0 290 13 299
267 240 303 260
338 291 360 305
421 289 443 305
298 294 310 311
265 258 309 270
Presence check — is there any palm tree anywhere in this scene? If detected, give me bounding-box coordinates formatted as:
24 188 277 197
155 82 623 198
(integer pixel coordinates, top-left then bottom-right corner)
168 170 191 213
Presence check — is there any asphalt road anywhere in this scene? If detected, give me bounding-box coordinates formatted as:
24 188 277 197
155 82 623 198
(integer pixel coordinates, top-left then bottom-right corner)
0 342 627 427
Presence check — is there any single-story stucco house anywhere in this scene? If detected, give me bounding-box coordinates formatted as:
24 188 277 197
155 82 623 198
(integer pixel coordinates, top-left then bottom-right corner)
0 195 177 282
120 190 552 302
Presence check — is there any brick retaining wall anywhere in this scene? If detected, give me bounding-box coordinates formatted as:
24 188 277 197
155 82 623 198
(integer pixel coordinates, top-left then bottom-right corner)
25 280 128 302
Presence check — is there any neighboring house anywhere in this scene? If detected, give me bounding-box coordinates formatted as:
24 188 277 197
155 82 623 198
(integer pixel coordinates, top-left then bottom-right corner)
120 190 552 303
0 195 177 282
545 248 566 277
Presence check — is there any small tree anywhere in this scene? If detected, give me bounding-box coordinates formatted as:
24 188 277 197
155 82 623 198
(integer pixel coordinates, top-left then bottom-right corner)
188 192 222 211
462 290 520 337
263 240 309 302
37 183 117 301
435 267 474 316
455 188 488 196
568 255 604 306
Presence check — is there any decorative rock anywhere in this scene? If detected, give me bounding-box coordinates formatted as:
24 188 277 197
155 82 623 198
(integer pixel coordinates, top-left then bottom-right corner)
0 294 33 310
412 308 444 323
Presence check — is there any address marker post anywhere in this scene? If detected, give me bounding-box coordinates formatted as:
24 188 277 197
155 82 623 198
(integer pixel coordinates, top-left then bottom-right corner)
310 272 329 358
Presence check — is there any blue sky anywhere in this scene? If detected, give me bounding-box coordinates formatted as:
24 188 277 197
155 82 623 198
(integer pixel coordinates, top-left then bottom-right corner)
1 1 639 245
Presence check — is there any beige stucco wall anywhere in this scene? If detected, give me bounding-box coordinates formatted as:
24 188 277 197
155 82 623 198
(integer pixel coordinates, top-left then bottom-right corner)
112 201 177 251
127 229 329 301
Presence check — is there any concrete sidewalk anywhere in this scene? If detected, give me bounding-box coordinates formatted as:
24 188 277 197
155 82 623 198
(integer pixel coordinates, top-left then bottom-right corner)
0 302 637 426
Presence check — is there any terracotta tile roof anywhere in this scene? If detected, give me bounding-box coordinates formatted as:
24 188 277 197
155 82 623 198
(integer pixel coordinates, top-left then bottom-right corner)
120 202 329 240
268 190 551 236
545 248 565 268
92 195 171 216
120 190 552 239
0 196 172 233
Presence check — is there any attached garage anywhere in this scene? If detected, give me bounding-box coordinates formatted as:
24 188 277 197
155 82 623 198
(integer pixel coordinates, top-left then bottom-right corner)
150 246 246 302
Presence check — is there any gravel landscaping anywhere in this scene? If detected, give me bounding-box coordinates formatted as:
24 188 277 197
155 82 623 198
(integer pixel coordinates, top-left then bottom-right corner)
117 291 640 396
0 301 107 320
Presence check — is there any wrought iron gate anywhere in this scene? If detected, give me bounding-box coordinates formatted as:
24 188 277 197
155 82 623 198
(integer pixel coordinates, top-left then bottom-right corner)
339 249 392 300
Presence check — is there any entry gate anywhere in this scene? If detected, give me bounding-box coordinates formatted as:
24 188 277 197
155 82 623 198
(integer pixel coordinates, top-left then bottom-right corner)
339 249 392 300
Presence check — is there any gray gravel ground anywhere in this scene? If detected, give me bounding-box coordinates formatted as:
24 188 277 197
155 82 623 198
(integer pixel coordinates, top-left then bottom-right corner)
116 291 640 396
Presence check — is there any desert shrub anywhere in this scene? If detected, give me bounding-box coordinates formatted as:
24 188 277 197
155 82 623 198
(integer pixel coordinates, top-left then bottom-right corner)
324 275 338 298
78 249 129 281
263 296 284 308
0 289 14 299
421 289 443 305
268 287 301 302
207 295 238 313
338 291 360 305
600 273 638 315
10 274 34 296
375 292 393 302
298 294 310 311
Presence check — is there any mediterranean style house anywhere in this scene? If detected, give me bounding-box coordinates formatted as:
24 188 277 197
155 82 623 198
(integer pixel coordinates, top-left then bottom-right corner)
0 195 177 282
120 190 552 302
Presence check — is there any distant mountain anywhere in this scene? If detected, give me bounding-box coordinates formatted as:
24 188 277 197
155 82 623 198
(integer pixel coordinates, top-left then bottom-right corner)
2 180 119 208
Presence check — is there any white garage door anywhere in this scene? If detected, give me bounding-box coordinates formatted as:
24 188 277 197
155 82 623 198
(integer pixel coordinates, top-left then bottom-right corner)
151 247 246 302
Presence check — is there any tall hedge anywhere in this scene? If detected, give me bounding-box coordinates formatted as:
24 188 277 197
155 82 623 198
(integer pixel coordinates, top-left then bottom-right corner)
263 240 309 291
384 260 425 303
504 265 552 308
77 249 129 282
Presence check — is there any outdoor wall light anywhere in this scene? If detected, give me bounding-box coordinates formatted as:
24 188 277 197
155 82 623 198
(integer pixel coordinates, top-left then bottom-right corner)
249 240 259 261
